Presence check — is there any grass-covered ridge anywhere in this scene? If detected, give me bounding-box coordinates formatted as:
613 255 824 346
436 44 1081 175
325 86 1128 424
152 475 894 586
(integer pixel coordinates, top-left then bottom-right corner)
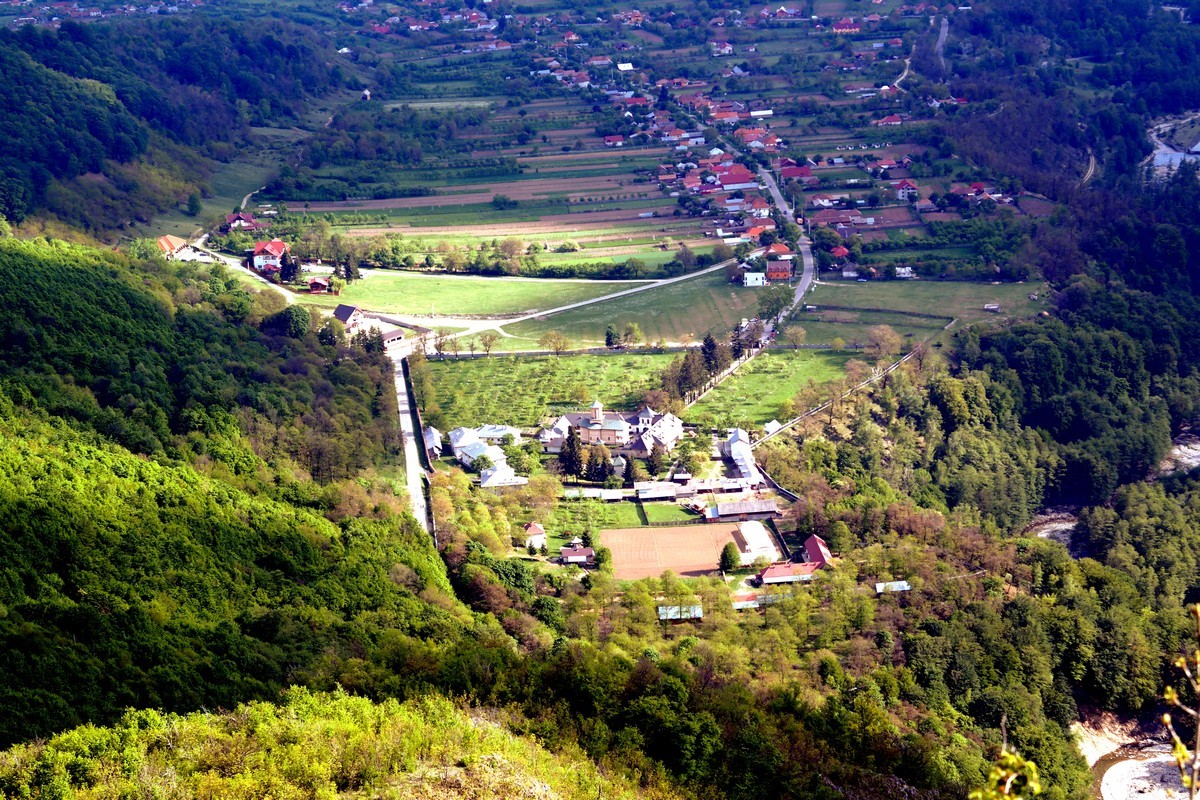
0 688 677 800
0 390 478 746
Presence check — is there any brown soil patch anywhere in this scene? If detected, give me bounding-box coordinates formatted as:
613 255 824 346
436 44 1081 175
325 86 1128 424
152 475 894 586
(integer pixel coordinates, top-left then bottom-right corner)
873 206 918 223
601 524 739 580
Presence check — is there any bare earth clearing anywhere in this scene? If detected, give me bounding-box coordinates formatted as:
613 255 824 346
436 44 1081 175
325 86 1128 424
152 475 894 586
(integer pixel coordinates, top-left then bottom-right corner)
601 524 741 580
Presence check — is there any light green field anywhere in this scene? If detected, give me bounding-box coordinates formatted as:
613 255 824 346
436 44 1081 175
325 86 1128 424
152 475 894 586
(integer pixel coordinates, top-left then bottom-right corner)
543 499 700 548
426 353 678 428
686 350 851 429
805 279 1049 323
301 272 641 316
784 279 1051 348
497 270 764 349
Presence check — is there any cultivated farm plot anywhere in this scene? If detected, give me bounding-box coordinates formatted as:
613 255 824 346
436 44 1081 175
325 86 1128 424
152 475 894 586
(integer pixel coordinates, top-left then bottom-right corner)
498 270 764 350
602 524 742 580
300 271 639 316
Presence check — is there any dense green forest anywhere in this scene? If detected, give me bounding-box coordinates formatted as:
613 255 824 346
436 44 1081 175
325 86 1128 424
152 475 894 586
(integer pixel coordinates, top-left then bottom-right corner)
0 18 339 229
0 238 399 482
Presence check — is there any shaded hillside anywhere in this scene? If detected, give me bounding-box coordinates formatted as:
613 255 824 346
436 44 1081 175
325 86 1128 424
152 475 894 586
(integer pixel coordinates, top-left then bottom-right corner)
0 18 339 230
0 238 398 482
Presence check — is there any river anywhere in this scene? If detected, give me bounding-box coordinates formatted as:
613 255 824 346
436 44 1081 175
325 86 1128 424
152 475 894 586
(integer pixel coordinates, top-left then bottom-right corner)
1092 744 1177 800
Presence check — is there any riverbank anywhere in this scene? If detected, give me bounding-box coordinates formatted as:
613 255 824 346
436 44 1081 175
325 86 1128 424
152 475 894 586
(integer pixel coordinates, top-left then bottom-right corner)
1073 711 1176 799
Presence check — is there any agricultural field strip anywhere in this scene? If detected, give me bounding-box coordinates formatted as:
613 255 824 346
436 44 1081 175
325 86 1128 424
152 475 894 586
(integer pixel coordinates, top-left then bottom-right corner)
468 250 765 338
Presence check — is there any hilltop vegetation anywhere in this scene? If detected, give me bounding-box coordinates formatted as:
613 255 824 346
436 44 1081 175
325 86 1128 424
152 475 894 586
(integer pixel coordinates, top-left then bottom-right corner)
9 0 1200 795
0 688 676 800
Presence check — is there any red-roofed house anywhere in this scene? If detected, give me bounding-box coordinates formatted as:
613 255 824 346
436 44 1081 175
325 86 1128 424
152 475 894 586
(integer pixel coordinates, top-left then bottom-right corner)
225 211 267 231
781 165 813 180
894 179 920 201
766 260 792 281
156 235 188 259
832 17 860 33
829 245 850 259
561 545 595 565
603 135 625 147
758 561 822 584
873 114 903 126
523 522 547 550
765 242 794 260
811 208 863 227
747 196 772 218
804 534 833 566
252 238 290 272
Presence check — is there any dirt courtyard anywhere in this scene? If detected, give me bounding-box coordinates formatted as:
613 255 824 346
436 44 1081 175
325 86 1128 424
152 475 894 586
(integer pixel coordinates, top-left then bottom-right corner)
601 524 741 580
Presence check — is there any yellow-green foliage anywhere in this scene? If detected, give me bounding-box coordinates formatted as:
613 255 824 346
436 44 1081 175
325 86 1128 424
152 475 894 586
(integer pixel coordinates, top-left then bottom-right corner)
0 390 472 745
0 688 678 800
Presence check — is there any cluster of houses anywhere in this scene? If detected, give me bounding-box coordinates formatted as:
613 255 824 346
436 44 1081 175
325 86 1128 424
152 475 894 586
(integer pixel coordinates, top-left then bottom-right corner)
738 241 796 286
430 423 530 488
538 401 684 460
729 534 835 610
9 0 203 27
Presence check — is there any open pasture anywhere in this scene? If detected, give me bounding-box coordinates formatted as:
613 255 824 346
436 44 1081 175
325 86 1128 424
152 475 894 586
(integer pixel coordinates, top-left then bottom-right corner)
301 271 639 316
686 350 851 428
806 279 1048 323
497 270 764 349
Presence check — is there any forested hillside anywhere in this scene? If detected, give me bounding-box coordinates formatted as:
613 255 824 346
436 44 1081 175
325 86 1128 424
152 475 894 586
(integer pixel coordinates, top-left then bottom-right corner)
0 238 398 482
0 18 339 229
0 237 491 747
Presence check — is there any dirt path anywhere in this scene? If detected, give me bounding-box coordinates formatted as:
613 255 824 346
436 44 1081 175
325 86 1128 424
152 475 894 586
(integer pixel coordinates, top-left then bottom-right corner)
935 16 949 75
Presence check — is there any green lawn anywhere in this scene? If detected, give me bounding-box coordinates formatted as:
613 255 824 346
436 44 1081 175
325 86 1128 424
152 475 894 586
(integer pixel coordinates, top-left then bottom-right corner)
543 499 700 546
302 272 640 316
545 499 642 546
686 349 850 429
781 278 1052 350
426 353 679 428
497 270 765 350
643 503 701 524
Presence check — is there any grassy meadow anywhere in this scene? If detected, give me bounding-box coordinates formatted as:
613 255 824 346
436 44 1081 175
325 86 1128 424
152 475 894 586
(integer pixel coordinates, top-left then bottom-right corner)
497 270 764 349
302 271 640 316
686 349 851 428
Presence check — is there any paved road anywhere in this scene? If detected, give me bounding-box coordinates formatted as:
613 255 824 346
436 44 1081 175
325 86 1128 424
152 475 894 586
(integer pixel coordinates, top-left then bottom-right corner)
192 235 297 304
757 166 795 224
389 354 431 534
240 186 266 212
755 166 815 312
